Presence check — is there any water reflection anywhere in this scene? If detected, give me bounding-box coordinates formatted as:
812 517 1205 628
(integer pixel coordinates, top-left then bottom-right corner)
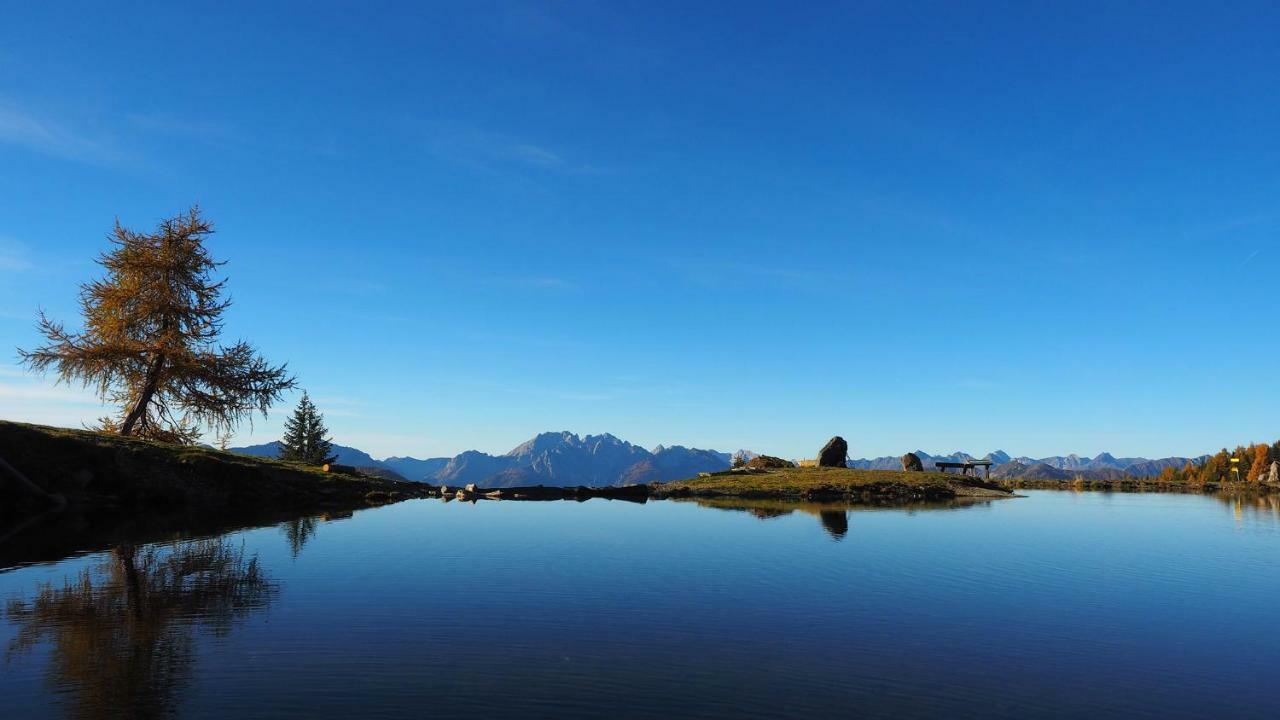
283 517 317 557
685 497 995 540
1215 493 1280 528
5 538 276 719
818 510 849 540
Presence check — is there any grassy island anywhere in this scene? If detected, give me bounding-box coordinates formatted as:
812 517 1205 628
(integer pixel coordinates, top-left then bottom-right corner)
653 466 1015 502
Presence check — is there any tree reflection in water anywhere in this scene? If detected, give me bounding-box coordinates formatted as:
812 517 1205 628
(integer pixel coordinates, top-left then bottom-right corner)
5 538 276 719
1218 492 1280 528
282 516 318 558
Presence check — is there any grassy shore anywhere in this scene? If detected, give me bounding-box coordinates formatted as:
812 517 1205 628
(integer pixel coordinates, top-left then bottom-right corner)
653 466 1014 502
0 420 431 517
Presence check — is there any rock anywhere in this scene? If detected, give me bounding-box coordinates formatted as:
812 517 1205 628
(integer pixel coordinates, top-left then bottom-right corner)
818 437 848 468
901 452 923 472
464 483 478 493
745 455 795 469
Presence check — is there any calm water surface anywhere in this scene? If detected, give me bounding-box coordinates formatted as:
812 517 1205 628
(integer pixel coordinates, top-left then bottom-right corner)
3 491 1280 719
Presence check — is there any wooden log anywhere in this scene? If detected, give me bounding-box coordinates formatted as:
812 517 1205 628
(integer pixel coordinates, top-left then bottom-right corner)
322 463 359 475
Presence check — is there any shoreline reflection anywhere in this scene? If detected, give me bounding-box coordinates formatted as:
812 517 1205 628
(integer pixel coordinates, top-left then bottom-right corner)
5 537 277 719
682 496 997 540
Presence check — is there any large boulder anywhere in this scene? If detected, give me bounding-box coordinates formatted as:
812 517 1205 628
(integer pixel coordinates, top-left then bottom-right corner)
901 452 924 472
745 455 795 470
817 437 848 468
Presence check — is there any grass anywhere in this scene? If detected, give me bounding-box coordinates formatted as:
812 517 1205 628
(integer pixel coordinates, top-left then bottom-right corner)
654 466 1004 500
0 420 429 515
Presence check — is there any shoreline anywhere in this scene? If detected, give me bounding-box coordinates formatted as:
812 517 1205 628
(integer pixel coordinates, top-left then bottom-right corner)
650 466 1017 502
0 421 433 520
4 421 1274 524
996 477 1280 494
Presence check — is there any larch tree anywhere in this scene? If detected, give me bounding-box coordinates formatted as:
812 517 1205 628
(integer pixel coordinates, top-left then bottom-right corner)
18 207 295 443
279 392 336 466
1248 443 1270 482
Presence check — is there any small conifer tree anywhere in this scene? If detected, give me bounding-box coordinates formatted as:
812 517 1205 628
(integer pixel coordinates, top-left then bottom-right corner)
279 392 336 466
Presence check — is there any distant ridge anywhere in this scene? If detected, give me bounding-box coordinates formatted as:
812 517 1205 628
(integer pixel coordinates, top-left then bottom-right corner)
847 449 1206 480
230 436 1211 487
231 432 734 488
229 440 408 481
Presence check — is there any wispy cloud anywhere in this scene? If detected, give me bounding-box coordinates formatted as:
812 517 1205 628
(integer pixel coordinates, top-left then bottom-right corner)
0 101 128 167
0 381 100 404
124 112 239 143
312 396 367 408
0 374 106 432
508 143 563 168
466 273 581 293
555 392 616 402
660 256 849 296
0 364 28 378
309 395 367 418
426 126 599 175
0 237 32 271
517 275 577 291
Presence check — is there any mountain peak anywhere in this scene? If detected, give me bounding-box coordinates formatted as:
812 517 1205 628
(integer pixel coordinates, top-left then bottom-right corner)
506 431 579 457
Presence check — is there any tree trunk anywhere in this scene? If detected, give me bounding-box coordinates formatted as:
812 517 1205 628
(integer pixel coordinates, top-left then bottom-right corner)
116 545 146 620
120 353 166 436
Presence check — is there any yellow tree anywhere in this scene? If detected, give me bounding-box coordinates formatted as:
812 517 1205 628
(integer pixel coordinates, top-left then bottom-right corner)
19 207 295 442
1248 443 1270 482
1181 461 1199 484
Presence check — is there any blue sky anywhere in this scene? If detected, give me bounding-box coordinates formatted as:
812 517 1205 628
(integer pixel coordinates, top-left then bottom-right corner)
1 1 1276 460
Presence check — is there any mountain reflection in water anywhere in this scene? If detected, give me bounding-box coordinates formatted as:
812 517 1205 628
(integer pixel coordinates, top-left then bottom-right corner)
5 538 276 719
685 496 999 540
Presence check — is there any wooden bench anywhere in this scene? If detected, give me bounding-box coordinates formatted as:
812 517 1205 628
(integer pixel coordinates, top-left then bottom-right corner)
934 460 993 480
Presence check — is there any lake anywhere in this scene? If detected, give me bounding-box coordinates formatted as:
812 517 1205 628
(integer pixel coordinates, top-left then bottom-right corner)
3 490 1280 719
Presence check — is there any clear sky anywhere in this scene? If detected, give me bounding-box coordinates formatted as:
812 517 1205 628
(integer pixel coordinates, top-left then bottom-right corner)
1 2 1276 461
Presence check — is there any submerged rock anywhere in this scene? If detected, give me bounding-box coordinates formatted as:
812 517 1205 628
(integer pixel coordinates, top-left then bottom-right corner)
818 437 848 468
902 453 924 472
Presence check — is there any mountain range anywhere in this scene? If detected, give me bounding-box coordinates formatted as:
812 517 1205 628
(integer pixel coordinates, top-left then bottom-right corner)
848 449 1206 480
230 435 1209 487
231 432 736 488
